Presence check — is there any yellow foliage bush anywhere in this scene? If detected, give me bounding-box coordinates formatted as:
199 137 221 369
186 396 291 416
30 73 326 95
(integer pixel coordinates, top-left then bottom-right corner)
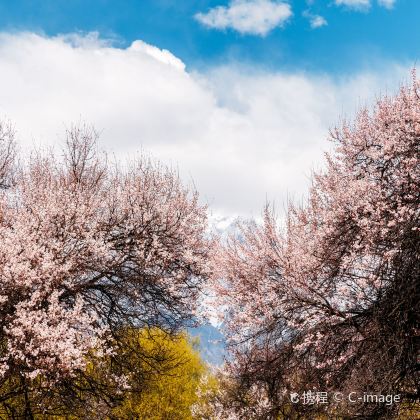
110 327 217 419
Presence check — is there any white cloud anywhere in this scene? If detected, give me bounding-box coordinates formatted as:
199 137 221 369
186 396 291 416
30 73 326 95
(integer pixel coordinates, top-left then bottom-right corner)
195 0 292 36
377 0 396 9
0 32 409 218
129 40 185 70
310 15 327 28
335 0 396 10
303 11 327 28
335 0 371 11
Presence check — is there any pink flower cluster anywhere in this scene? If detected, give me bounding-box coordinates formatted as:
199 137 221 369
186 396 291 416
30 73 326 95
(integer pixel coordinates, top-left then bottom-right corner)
0 126 211 382
211 73 419 410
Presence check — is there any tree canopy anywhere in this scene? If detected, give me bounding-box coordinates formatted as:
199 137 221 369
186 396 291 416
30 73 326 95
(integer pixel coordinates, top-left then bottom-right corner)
0 125 212 417
210 74 419 418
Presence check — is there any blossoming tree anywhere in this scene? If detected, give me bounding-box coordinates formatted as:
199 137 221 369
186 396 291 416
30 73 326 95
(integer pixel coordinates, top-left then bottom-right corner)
0 125 211 416
212 74 419 418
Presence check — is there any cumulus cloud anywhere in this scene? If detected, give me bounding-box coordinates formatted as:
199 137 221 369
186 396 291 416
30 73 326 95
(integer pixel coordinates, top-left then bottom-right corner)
335 0 371 11
303 11 327 28
194 0 292 36
0 32 408 218
378 0 396 9
310 15 327 28
335 0 397 10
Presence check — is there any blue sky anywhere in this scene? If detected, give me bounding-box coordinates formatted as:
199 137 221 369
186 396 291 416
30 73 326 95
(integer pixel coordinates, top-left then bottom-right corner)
0 0 418 74
0 1 417 218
